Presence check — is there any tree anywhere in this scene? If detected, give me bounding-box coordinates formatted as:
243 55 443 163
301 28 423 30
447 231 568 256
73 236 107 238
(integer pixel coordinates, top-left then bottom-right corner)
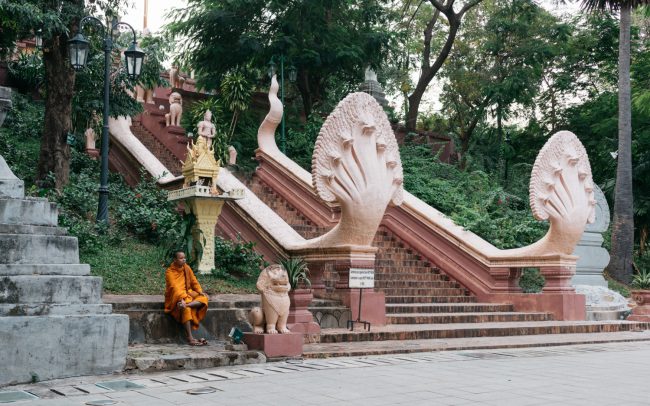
404 0 484 131
0 1 129 190
579 0 650 283
439 0 567 168
166 0 394 117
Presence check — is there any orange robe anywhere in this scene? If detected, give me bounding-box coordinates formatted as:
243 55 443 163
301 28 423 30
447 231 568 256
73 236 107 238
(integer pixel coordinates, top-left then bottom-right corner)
164 263 209 330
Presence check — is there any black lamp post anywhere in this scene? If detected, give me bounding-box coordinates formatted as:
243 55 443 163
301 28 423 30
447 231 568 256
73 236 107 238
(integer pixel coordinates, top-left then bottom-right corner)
267 54 297 154
34 29 43 50
68 16 145 225
504 133 511 184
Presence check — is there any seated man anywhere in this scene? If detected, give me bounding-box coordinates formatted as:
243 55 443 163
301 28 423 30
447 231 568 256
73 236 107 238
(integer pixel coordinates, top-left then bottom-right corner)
164 251 209 346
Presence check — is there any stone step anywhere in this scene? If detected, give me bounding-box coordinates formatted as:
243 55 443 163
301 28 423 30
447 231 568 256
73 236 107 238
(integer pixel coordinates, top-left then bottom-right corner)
0 275 103 304
303 330 650 358
0 224 67 235
379 287 468 296
0 264 91 276
0 198 58 226
374 280 460 288
0 314 128 386
0 234 79 264
0 303 113 316
318 321 650 343
387 312 554 324
385 296 476 304
375 273 447 281
385 303 515 314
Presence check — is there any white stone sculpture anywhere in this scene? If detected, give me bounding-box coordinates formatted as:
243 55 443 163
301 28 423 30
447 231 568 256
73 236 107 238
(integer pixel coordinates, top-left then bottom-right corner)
503 131 596 257
84 127 97 150
165 92 183 127
301 92 404 248
228 145 237 166
248 264 291 334
170 66 185 89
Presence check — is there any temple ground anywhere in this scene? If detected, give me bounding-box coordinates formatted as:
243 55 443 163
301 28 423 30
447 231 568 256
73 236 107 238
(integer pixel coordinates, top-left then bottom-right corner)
6 340 650 405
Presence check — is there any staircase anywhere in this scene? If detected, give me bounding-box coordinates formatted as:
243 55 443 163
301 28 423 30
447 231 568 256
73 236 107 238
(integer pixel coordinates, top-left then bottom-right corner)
130 120 182 176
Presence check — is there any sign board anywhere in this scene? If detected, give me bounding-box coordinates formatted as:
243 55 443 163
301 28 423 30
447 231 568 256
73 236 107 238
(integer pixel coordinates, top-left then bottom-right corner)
349 268 375 289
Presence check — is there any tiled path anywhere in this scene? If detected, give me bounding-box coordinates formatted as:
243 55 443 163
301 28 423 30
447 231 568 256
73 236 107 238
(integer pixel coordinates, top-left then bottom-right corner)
4 340 650 405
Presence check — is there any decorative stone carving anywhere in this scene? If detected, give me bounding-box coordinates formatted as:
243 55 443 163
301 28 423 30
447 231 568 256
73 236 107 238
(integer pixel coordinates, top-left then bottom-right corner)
358 67 388 107
182 111 220 194
298 92 404 248
503 131 595 257
572 184 610 287
85 127 97 150
228 145 237 166
165 92 183 127
170 65 185 89
249 264 291 334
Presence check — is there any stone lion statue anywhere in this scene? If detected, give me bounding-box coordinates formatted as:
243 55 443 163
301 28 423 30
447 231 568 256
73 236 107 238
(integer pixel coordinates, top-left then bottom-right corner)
165 92 183 127
248 264 291 334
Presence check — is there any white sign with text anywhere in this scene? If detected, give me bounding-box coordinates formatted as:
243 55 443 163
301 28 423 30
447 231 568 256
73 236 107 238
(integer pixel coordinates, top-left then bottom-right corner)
348 268 375 289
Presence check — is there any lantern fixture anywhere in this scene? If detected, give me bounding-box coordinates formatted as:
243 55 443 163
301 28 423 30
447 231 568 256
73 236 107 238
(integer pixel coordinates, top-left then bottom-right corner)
124 42 145 79
267 58 276 79
68 33 90 70
35 29 43 50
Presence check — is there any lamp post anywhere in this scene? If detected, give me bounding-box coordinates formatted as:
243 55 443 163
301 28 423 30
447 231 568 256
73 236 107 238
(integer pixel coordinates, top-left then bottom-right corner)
504 133 511 184
268 55 297 154
68 16 145 225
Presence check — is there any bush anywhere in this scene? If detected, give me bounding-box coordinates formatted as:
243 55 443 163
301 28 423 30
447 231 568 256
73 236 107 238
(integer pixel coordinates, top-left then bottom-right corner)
286 114 324 170
519 268 546 293
212 236 267 279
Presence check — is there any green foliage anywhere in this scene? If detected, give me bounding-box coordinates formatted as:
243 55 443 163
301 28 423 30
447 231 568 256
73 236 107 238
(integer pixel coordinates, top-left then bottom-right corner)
401 143 547 249
7 52 44 92
0 92 43 185
280 257 311 290
166 0 395 116
163 212 204 270
518 268 545 293
137 33 171 90
212 236 267 279
631 269 650 290
286 114 324 170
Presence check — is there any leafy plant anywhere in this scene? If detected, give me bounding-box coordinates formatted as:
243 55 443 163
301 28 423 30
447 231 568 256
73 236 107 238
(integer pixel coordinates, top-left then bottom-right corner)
631 269 650 290
519 268 546 293
164 212 204 270
213 236 267 279
8 52 44 92
280 257 311 290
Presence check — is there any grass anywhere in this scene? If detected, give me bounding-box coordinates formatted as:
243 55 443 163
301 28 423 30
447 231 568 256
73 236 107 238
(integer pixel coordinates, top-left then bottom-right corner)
606 274 631 298
82 237 258 295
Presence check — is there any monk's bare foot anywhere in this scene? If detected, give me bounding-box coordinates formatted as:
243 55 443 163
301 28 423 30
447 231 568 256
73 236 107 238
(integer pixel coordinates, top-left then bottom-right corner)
188 337 208 346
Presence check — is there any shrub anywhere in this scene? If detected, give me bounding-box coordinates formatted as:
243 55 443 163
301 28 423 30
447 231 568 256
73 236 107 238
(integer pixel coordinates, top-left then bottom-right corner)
519 268 546 293
280 257 311 289
212 236 267 279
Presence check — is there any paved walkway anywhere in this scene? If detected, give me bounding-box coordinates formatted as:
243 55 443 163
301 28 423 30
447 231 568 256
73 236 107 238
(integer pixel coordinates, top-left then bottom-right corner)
4 341 650 405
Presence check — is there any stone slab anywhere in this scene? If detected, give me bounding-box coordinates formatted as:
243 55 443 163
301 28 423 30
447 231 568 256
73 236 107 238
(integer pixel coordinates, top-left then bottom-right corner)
0 314 129 386
243 332 304 358
0 223 67 235
0 275 102 304
0 303 112 316
0 198 58 226
0 234 79 264
0 264 91 276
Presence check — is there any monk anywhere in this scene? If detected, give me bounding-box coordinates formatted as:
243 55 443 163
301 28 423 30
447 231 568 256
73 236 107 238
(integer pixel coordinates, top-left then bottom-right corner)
164 251 209 346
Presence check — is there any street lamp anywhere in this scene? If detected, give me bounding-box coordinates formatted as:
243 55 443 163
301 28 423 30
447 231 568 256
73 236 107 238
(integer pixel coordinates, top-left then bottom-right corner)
268 54 297 154
68 16 145 225
34 29 43 50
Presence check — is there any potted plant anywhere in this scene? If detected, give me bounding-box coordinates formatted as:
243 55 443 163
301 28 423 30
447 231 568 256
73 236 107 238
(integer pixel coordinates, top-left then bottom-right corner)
629 268 650 322
281 257 320 337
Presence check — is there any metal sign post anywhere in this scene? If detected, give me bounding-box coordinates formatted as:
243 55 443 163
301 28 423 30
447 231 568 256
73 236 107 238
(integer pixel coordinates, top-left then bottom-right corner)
347 268 374 331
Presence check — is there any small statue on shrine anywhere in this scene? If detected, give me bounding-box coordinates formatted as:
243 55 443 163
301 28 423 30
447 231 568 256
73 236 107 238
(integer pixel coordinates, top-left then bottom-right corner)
196 110 216 150
85 127 97 150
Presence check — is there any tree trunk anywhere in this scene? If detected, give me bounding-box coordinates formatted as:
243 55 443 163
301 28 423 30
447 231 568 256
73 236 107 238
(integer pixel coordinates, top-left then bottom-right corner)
37 34 75 190
606 4 634 284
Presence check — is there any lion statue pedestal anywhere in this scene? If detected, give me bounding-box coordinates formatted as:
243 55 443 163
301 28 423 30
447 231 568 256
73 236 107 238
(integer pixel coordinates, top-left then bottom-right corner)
243 265 304 357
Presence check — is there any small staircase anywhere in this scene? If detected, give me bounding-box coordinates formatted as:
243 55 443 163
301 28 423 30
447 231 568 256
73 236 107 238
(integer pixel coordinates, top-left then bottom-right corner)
130 120 182 176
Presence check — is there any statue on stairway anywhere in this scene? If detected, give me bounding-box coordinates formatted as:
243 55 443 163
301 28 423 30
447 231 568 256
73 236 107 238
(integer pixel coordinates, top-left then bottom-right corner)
196 110 216 151
165 92 183 127
248 264 291 334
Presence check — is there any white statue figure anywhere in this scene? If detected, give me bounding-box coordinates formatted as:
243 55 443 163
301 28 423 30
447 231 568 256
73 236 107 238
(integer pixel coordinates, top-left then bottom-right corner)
170 65 185 89
84 128 97 150
248 264 291 334
165 92 183 127
196 110 216 150
228 145 237 166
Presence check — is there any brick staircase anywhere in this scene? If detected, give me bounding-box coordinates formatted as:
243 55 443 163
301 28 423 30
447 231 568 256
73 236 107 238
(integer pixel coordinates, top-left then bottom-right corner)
130 120 183 176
